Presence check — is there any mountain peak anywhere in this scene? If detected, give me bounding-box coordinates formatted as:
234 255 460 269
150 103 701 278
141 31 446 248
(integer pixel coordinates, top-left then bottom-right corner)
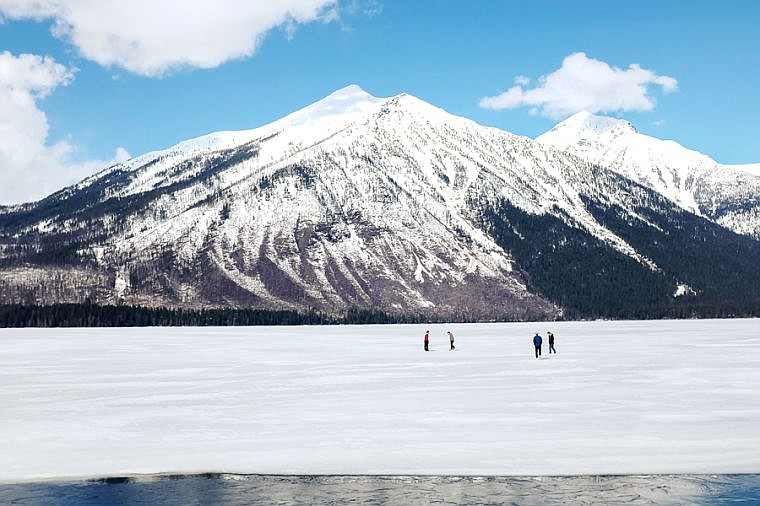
564 111 637 134
320 84 378 104
279 84 385 128
537 111 638 148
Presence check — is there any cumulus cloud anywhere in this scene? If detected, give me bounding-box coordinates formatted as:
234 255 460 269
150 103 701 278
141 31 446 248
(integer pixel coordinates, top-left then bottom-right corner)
479 52 678 118
0 1 352 203
0 0 339 77
0 51 129 205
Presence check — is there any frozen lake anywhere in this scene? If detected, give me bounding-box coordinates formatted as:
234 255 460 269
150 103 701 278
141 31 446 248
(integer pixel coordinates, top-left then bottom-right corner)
1 319 759 482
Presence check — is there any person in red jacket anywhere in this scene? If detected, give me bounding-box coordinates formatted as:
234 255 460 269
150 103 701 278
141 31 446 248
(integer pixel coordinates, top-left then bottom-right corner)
424 330 430 351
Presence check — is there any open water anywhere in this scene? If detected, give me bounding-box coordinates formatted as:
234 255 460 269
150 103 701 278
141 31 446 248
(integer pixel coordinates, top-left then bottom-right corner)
2 474 760 505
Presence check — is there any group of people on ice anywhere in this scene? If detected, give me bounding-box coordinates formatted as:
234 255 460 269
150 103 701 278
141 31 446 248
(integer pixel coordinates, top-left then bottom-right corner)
423 330 456 351
533 331 556 358
422 329 557 357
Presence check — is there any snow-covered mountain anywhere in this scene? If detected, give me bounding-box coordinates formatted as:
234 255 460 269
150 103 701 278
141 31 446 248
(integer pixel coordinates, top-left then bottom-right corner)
1 86 759 318
537 111 760 238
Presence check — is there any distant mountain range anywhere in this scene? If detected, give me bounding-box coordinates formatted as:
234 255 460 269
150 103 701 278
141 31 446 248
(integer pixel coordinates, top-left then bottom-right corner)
2 85 759 319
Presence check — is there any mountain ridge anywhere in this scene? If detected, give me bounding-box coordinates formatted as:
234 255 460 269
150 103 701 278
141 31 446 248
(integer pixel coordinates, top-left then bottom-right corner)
537 110 760 238
1 87 759 319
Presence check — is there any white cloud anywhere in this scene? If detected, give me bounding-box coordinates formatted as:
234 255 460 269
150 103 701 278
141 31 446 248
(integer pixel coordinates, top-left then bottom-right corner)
0 51 129 205
0 1 349 203
0 0 339 77
351 0 383 17
513 75 530 86
479 52 678 118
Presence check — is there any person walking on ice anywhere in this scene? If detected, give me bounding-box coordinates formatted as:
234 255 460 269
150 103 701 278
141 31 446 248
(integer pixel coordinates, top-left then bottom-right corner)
533 332 542 358
424 330 430 351
448 331 455 351
548 331 556 354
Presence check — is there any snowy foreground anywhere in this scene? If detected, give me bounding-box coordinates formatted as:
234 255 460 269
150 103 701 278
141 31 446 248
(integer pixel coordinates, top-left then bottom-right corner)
2 319 759 482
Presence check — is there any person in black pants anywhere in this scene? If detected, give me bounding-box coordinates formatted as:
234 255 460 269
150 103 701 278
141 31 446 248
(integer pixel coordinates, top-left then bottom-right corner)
547 331 556 354
533 333 542 358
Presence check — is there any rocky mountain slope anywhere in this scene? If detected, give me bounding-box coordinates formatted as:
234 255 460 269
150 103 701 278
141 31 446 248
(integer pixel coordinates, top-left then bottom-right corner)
1 86 759 318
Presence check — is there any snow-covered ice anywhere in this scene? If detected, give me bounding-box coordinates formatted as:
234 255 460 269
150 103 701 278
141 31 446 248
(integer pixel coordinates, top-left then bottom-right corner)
1 319 759 482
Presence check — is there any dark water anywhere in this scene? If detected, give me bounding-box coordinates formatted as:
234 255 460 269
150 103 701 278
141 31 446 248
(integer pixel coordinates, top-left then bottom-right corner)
2 474 760 505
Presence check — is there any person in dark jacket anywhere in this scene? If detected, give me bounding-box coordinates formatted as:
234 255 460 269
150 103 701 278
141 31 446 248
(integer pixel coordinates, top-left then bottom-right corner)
533 333 542 358
424 330 430 351
547 331 556 354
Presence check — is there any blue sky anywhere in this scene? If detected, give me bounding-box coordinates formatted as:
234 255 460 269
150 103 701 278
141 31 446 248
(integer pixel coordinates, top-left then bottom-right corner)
0 0 758 204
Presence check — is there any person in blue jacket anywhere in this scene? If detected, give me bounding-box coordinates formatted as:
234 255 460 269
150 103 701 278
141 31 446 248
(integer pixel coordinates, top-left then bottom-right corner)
533 332 543 358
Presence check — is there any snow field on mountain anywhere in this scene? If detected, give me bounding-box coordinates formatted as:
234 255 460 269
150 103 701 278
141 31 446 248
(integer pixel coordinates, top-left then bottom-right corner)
2 319 759 482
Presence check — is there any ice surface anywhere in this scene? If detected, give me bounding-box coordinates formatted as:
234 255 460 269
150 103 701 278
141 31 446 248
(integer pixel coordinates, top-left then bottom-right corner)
2 319 759 482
